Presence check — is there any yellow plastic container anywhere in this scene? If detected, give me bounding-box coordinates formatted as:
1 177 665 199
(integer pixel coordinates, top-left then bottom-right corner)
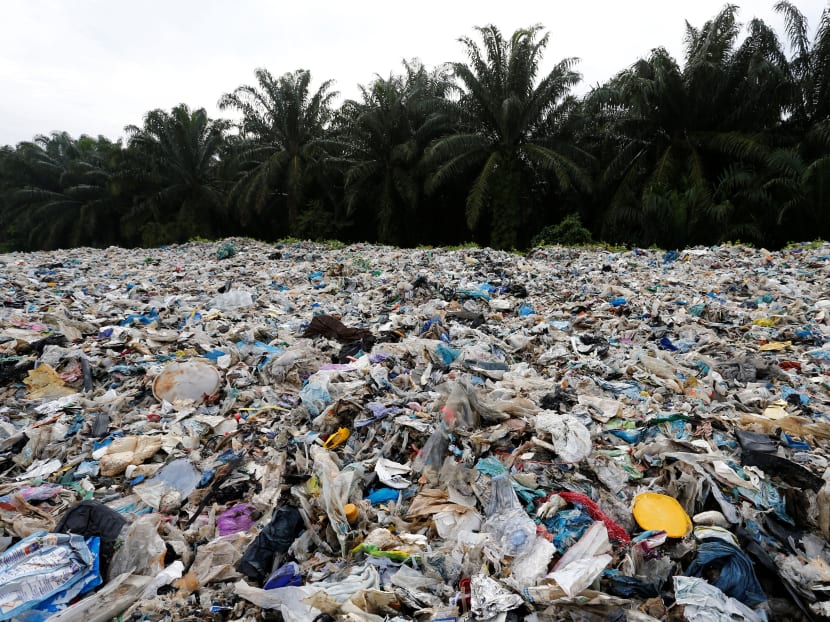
632 492 692 538
344 503 359 523
323 427 350 449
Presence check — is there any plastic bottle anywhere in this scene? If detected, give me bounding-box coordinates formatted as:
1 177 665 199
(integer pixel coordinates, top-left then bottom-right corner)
483 474 536 558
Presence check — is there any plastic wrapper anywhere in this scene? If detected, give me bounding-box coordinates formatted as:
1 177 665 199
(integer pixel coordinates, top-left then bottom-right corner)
470 574 524 619
0 532 98 621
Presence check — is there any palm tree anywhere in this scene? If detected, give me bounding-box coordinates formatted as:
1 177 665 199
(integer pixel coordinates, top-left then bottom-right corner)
425 24 591 249
2 133 125 250
764 2 830 243
333 60 453 244
775 1 830 128
219 69 337 237
123 104 229 245
589 5 791 246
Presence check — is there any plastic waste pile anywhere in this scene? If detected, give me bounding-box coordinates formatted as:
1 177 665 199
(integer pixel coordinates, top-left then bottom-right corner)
2 238 830 620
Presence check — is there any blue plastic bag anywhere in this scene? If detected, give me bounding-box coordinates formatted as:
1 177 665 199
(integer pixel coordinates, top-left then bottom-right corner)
300 382 331 417
685 539 766 607
264 561 303 589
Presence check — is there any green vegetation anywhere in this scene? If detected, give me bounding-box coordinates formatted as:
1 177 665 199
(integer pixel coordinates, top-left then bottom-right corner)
443 242 480 251
1 3 829 251
531 214 593 247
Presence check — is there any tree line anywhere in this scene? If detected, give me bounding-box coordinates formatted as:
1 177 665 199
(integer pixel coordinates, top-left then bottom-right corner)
1 2 828 252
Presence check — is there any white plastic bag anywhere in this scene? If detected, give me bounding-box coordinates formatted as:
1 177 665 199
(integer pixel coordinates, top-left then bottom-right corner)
535 411 592 463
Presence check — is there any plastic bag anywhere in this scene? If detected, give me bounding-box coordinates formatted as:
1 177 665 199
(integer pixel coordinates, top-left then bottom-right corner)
212 290 253 310
470 574 524 619
264 561 303 589
56 500 126 576
390 564 441 590
300 380 331 417
237 506 304 582
440 381 479 430
311 445 355 556
542 508 594 552
45 573 151 622
433 510 482 540
192 531 254 585
483 474 536 558
674 576 767 622
235 580 323 622
433 342 459 365
98 435 163 477
535 411 592 463
548 522 613 597
412 424 449 486
138 560 185 600
133 458 201 511
593 454 629 493
374 458 412 489
685 539 767 607
23 364 75 400
217 503 257 536
509 536 557 588
107 514 166 580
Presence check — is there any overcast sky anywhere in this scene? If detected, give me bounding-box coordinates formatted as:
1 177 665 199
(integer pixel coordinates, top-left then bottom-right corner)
1 0 827 146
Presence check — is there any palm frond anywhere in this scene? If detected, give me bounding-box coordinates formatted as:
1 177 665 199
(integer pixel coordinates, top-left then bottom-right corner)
465 151 501 228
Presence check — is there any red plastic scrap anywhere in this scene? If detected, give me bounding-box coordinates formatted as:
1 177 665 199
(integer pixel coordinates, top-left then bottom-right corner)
557 491 631 545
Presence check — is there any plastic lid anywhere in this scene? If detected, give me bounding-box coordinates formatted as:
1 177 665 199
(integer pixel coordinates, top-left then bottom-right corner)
344 503 358 523
632 492 692 538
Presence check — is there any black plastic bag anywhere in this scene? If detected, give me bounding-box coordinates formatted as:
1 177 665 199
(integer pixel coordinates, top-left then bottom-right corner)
55 500 127 575
236 506 304 582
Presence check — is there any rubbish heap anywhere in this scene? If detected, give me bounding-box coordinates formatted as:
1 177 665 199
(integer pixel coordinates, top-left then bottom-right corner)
1 238 830 621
